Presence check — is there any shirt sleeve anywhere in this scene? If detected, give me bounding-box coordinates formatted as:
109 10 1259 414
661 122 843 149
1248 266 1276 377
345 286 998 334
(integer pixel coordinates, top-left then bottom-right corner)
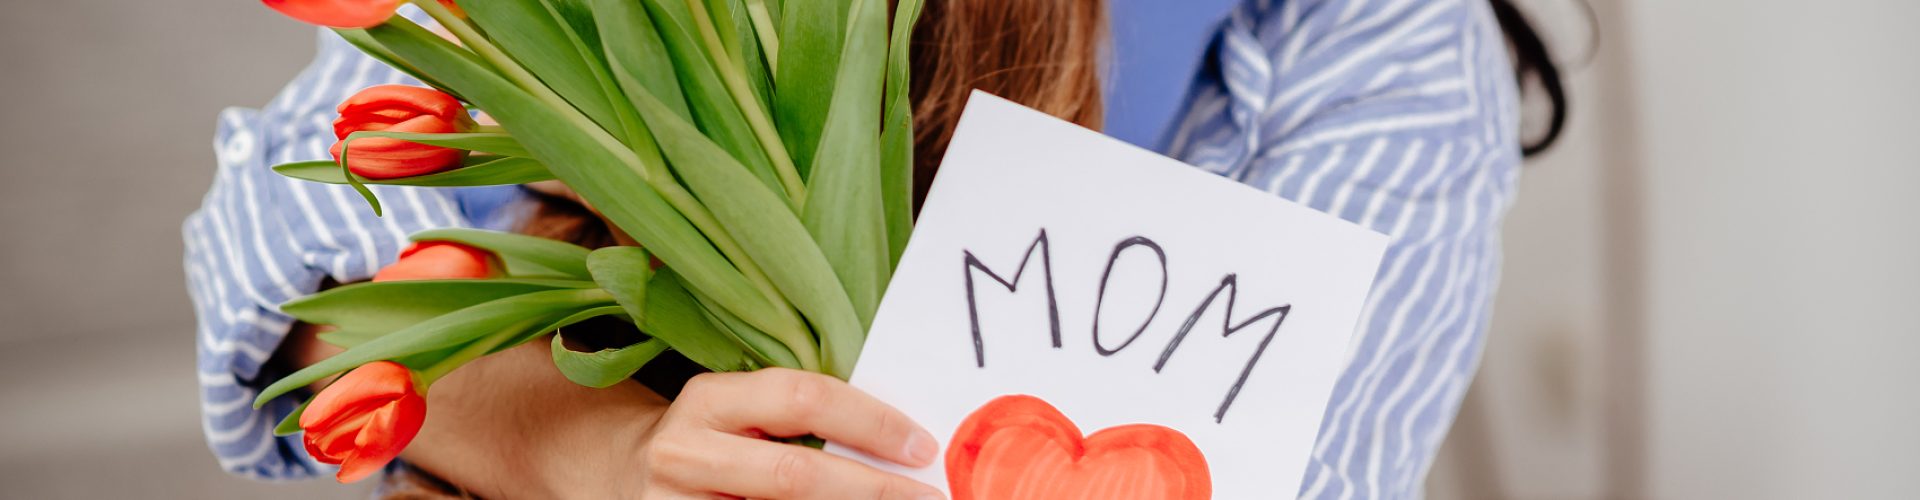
183 23 514 480
1165 1 1521 498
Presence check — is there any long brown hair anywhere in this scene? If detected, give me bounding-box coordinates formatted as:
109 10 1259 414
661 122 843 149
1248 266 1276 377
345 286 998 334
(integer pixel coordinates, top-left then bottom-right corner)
523 0 1108 244
908 0 1106 204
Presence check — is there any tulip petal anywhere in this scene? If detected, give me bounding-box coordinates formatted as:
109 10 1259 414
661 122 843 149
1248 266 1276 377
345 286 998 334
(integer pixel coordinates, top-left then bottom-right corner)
313 410 379 458
337 85 469 125
262 0 401 29
300 362 414 428
331 85 472 179
296 361 426 483
333 126 468 179
336 392 426 483
302 429 336 465
373 242 499 282
334 449 388 483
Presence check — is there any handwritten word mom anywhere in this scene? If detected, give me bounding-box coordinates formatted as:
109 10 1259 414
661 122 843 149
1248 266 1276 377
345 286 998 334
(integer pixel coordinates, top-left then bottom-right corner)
961 229 1293 422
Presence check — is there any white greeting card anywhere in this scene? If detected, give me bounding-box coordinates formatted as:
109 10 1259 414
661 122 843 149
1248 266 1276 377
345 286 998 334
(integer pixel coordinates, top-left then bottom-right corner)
829 92 1387 499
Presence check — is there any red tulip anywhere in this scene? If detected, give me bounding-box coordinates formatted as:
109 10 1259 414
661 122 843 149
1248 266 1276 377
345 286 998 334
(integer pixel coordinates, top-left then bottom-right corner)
261 0 463 29
372 241 499 282
329 85 477 180
300 361 427 483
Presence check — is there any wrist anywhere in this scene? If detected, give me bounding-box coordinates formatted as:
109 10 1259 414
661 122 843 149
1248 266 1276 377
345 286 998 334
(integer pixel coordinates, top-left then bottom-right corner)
399 341 669 500
521 376 669 499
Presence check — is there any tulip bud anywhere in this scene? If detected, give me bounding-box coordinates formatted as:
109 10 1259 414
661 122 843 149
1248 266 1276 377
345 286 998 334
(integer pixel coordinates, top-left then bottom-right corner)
300 361 427 483
372 241 500 282
329 85 477 180
261 0 463 29
261 0 399 29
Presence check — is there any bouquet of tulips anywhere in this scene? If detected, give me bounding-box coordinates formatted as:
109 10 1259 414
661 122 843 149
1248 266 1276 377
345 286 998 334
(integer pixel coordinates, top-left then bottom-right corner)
254 0 924 481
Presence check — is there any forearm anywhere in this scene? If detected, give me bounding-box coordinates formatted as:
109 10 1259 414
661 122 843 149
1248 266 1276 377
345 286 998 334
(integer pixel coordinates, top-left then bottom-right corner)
407 340 667 499
275 323 668 498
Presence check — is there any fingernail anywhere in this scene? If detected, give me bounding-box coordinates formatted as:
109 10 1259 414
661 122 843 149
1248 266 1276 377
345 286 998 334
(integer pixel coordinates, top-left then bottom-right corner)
905 429 939 466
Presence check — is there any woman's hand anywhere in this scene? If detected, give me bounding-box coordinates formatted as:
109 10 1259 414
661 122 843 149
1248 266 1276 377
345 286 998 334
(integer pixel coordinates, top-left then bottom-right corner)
632 368 946 500
385 340 943 499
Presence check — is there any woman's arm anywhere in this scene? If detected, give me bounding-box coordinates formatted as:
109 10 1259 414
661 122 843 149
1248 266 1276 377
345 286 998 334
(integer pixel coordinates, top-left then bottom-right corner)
278 323 943 499
278 322 668 498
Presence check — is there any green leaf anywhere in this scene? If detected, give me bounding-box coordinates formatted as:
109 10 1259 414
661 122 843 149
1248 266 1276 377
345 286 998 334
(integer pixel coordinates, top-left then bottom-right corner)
315 328 384 349
701 0 746 66
595 0 792 316
457 0 629 138
683 0 805 206
762 0 783 27
802 0 890 333
346 130 533 157
273 155 554 187
641 269 761 372
880 0 924 268
284 278 594 346
585 246 655 319
401 313 551 378
401 304 624 372
409 228 594 279
688 284 801 369
255 288 614 407
539 0 653 149
333 27 473 103
589 246 778 370
544 0 607 62
643 0 785 196
510 305 630 352
333 136 383 217
773 0 850 176
273 397 311 436
627 86 860 378
363 16 793 363
703 0 774 110
551 335 667 388
593 0 692 122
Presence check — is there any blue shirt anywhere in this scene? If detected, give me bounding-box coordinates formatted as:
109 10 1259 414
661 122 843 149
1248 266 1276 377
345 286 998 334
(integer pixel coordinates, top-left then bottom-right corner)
1167 2 1520 498
187 1 1519 497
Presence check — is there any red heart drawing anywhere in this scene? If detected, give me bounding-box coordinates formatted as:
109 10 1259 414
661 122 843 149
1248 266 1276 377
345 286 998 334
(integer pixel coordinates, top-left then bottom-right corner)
945 394 1211 500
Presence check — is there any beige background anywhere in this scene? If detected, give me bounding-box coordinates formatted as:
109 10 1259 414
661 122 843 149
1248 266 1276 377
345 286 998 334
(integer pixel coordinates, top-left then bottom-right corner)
1 0 1915 498
1429 0 1920 498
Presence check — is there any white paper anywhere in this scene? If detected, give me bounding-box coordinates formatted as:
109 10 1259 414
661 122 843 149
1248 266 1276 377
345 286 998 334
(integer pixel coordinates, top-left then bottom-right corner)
829 92 1388 499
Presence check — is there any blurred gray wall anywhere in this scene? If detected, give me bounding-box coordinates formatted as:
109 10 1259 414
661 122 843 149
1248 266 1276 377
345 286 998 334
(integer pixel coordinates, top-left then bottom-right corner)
1431 0 1920 498
1625 0 1920 497
0 2 305 344
0 1 368 497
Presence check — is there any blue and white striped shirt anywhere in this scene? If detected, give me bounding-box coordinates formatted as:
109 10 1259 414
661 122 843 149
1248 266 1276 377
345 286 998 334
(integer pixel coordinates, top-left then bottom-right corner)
187 0 1519 496
1167 1 1519 498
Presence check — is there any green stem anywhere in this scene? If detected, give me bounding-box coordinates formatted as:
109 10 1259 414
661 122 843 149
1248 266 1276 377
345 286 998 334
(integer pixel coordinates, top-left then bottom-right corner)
404 3 805 342
415 323 521 392
658 185 803 333
745 0 782 70
414 0 574 117
418 289 620 390
684 0 807 210
628 138 810 346
692 283 820 371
